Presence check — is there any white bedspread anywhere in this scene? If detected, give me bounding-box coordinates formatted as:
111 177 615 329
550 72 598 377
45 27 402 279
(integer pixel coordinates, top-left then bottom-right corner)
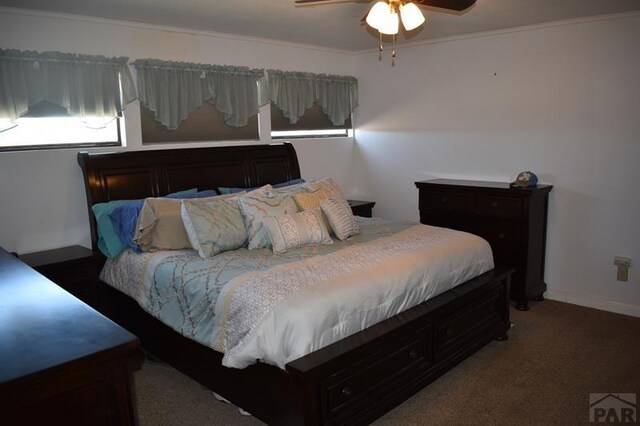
100 220 493 370
213 225 493 369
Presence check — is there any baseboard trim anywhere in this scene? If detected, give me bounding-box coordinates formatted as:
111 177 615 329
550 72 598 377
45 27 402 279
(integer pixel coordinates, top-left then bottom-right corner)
545 289 640 318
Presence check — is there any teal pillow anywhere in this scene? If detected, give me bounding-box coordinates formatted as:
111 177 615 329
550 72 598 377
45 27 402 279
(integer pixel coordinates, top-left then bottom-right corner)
92 188 197 259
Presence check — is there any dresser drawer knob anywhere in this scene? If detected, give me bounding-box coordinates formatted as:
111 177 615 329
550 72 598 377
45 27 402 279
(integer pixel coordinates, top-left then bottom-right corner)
491 201 499 208
498 232 505 239
342 387 353 399
408 349 419 359
440 196 448 203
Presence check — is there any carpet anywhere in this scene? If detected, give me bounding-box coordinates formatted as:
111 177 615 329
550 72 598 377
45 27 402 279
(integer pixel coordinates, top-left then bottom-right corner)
132 300 640 425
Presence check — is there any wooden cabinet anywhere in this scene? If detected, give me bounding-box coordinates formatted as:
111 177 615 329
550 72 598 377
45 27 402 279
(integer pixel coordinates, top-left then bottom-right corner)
348 199 376 218
0 248 138 425
20 245 101 308
415 179 552 311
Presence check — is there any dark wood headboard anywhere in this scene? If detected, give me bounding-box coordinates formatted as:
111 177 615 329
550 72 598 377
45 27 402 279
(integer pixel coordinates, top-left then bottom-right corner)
77 143 301 253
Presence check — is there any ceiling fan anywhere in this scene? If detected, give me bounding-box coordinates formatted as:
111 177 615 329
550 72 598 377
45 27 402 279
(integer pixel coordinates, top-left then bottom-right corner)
294 0 476 63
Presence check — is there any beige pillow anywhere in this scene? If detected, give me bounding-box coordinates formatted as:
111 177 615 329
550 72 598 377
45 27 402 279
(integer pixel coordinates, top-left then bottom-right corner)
321 198 360 240
304 178 345 200
263 209 333 254
293 180 346 231
134 193 240 252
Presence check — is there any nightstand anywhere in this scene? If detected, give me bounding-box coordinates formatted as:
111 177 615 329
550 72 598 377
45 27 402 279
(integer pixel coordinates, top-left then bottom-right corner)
20 245 101 308
348 200 376 218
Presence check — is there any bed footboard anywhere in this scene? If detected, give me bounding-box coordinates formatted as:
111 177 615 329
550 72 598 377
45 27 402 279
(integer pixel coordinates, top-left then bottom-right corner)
98 267 511 425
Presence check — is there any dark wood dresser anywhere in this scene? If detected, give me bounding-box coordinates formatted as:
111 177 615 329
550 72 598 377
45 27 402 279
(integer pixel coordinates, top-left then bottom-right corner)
0 247 138 425
20 245 101 308
415 179 552 311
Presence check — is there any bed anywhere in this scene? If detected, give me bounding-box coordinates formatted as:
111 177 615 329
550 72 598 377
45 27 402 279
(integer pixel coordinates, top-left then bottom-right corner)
78 143 512 425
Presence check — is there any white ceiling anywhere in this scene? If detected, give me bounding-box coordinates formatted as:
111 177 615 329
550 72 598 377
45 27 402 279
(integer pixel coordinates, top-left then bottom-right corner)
2 0 640 51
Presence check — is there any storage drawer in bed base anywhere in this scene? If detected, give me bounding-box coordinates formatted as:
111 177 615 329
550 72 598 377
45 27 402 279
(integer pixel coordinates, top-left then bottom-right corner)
98 267 511 426
287 267 512 426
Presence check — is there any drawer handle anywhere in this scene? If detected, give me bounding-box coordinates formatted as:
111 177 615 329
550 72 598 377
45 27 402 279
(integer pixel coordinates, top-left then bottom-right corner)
440 196 448 203
491 201 499 208
342 387 353 399
498 232 505 239
408 349 419 360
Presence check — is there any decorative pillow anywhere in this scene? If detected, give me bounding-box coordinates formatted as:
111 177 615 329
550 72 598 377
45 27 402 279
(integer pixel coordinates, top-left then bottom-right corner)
91 188 197 258
181 198 247 258
245 184 273 198
263 209 333 254
270 181 309 195
321 198 360 241
218 182 283 195
304 178 346 200
293 178 346 209
109 189 217 252
273 178 306 189
134 193 237 252
237 194 299 249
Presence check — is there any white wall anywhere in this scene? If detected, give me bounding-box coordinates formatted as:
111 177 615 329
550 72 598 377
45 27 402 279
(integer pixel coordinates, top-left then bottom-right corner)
2 8 639 316
0 9 356 254
353 14 640 316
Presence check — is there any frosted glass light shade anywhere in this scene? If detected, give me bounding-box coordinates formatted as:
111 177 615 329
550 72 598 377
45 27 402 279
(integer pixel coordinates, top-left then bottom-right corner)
400 2 425 31
378 9 399 35
366 2 391 31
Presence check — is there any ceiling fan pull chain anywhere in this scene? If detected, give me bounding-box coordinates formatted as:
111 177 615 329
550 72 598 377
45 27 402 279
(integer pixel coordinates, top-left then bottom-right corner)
392 34 397 67
378 31 384 61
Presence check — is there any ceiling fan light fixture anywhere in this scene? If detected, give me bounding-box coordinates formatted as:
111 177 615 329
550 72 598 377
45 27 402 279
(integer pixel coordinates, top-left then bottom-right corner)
365 1 391 31
378 7 400 35
399 2 426 31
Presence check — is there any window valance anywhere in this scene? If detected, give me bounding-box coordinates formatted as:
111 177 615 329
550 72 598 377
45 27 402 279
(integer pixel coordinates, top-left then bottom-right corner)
0 49 136 126
133 59 266 130
266 70 358 126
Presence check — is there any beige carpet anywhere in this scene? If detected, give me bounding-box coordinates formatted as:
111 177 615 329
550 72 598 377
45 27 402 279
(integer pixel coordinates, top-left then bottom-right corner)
132 300 640 425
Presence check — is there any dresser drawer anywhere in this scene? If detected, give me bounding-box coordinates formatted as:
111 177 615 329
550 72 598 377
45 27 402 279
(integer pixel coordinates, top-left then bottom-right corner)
435 288 503 360
474 195 522 218
473 220 522 249
322 326 432 422
419 192 473 213
35 262 98 306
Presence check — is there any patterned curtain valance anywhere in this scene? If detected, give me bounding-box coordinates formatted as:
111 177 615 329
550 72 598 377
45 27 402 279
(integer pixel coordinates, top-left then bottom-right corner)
0 49 136 126
133 59 266 130
266 70 358 126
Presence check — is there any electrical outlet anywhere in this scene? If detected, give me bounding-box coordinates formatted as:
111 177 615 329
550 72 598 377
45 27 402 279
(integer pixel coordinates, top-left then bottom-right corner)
614 256 631 267
614 256 631 282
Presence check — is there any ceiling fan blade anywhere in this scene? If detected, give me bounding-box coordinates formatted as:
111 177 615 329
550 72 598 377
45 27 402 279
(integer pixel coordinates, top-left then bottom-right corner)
418 0 476 11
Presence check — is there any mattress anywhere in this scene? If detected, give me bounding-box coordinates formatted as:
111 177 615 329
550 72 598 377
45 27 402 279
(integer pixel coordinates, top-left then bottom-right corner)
100 217 493 369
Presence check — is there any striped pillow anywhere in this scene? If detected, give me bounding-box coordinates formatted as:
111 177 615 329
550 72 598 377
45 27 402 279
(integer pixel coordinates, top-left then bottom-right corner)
320 198 360 241
263 209 333 254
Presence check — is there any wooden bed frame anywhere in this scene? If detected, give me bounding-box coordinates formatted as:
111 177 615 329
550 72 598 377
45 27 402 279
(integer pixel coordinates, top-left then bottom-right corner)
77 143 512 425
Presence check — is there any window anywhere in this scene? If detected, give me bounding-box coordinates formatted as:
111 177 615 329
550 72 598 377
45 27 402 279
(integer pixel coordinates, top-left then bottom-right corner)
0 101 122 152
270 104 352 139
140 103 258 144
